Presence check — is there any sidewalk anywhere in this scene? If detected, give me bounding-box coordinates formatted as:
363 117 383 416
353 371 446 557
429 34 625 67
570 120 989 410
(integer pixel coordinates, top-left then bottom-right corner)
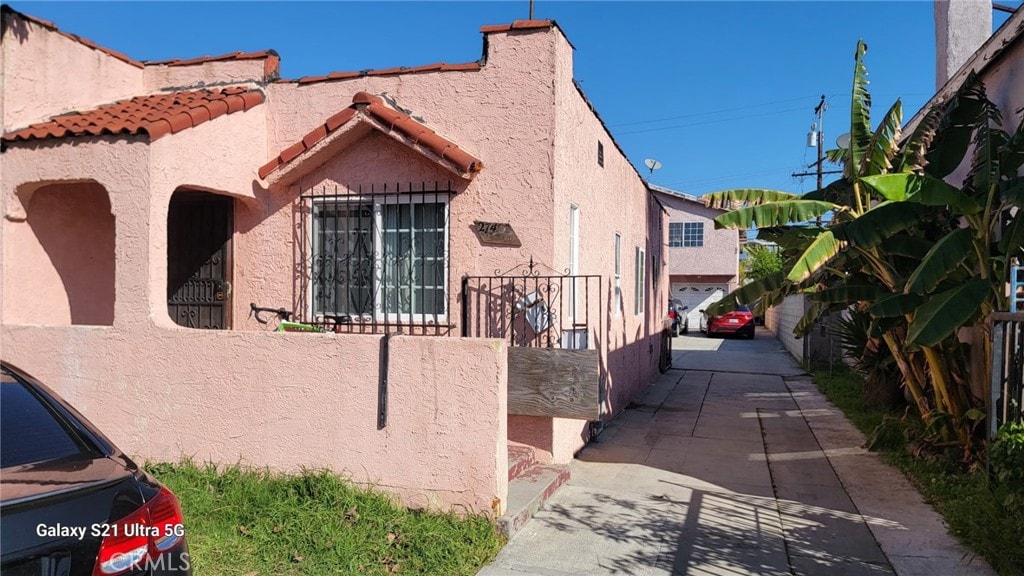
478 330 995 576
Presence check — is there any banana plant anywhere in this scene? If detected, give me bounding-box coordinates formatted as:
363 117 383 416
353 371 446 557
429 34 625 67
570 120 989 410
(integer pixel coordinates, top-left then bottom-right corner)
703 40 1024 453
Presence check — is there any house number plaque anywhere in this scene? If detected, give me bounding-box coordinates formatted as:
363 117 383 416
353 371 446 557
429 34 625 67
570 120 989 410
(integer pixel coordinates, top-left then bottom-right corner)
473 221 521 247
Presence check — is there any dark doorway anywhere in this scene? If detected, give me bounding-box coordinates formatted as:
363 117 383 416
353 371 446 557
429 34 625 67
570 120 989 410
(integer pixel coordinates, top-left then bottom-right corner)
167 191 233 329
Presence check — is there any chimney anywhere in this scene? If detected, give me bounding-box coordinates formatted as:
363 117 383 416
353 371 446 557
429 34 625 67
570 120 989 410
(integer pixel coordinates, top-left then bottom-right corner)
934 0 993 89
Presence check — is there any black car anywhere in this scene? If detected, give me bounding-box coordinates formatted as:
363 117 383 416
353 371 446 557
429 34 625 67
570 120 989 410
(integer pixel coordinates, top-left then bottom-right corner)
0 362 191 576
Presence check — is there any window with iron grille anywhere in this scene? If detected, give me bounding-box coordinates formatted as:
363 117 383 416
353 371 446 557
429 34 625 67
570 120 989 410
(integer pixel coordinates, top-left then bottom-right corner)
669 222 704 247
307 186 451 329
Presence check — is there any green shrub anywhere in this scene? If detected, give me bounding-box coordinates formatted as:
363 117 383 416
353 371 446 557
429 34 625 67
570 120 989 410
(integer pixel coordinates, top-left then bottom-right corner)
990 421 1024 510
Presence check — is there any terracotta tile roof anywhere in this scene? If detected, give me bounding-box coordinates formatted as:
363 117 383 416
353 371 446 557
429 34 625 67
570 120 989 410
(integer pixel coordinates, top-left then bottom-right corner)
3 87 264 143
2 5 143 68
259 91 482 180
287 61 481 85
479 20 555 33
145 50 281 78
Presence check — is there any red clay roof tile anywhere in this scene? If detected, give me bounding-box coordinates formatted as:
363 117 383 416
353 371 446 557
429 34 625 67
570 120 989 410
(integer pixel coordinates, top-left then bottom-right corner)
2 88 264 144
289 60 481 85
480 19 554 33
259 91 483 181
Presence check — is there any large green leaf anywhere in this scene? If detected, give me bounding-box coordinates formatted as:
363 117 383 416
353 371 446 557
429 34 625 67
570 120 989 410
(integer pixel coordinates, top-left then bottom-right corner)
713 200 838 229
703 189 799 210
897 105 942 173
906 278 990 346
834 202 924 248
881 235 934 259
858 99 902 178
795 300 830 336
787 230 844 283
999 210 1024 256
965 118 1007 199
869 292 925 317
926 73 989 178
859 173 980 214
1001 177 1024 208
1000 118 1024 175
904 228 974 295
809 284 886 304
706 271 791 316
849 40 873 181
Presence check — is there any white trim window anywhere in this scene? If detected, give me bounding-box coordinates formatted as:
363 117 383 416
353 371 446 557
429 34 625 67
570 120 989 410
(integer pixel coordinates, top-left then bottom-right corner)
569 204 580 319
635 246 645 315
614 233 622 315
311 196 449 322
670 221 705 247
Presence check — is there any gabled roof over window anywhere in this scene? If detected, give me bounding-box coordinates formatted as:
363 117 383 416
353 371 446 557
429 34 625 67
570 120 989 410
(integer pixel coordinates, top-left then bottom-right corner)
2 87 264 143
258 92 483 182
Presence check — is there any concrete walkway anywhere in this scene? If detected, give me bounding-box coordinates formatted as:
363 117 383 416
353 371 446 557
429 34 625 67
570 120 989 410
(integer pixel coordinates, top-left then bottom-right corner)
479 328 996 576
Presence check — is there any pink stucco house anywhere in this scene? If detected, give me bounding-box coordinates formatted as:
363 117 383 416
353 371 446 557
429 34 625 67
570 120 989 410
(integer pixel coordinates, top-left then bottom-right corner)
649 184 740 329
0 7 668 516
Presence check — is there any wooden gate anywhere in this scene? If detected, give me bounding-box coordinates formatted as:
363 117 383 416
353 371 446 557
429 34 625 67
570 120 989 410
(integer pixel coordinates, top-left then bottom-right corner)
462 260 602 419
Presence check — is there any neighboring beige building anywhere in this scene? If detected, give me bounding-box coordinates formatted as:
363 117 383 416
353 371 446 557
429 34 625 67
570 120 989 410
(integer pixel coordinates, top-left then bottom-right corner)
650 184 741 328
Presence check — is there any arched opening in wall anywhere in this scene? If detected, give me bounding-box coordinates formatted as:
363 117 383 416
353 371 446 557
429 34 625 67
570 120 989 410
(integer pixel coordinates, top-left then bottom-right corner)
3 181 115 326
167 188 234 329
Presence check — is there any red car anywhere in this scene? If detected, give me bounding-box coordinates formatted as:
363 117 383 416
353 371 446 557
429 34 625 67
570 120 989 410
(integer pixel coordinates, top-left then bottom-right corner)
700 304 756 339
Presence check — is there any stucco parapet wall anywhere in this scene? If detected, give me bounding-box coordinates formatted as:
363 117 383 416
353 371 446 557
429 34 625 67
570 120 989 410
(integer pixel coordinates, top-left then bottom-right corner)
1 5 142 68
0 324 510 514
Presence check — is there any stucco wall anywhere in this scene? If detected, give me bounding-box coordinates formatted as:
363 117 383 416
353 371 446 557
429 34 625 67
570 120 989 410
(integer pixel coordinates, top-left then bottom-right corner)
1 326 508 513
2 181 115 325
657 193 739 280
766 294 806 363
551 27 666 461
1 12 144 130
144 60 270 92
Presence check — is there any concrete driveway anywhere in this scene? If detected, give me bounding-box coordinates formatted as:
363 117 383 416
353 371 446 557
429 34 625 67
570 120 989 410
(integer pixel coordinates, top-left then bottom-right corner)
479 328 995 576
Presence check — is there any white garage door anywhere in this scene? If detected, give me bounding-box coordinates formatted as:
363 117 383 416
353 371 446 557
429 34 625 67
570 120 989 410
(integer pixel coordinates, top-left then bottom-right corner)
671 283 729 328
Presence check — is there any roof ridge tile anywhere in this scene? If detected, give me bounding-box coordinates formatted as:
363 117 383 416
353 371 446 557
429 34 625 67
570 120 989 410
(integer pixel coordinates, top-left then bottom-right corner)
2 87 264 144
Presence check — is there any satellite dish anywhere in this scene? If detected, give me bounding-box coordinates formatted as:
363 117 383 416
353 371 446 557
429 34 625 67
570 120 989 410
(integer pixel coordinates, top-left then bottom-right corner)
644 158 662 176
836 132 851 149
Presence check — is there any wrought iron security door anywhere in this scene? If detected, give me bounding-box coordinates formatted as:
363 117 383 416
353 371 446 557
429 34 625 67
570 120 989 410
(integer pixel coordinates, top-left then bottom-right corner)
167 192 233 329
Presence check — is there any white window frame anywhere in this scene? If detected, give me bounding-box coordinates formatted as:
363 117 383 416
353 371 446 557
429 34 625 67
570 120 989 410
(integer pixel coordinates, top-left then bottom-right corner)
668 222 685 247
569 204 580 320
635 246 645 315
309 195 450 324
682 221 704 247
614 233 622 316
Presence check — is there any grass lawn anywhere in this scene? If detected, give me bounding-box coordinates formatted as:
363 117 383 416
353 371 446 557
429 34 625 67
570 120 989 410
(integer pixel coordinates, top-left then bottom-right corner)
812 366 1024 576
144 461 505 575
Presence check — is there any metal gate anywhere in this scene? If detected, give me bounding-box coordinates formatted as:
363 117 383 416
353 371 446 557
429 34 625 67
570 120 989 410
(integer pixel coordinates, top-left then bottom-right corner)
167 191 233 329
462 260 603 420
461 259 601 348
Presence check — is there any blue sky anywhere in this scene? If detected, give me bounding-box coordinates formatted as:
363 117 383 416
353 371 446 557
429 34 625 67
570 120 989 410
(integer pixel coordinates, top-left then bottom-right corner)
11 1 1017 196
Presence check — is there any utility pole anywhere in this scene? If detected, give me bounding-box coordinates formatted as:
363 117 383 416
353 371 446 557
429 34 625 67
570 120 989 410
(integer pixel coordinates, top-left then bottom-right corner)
814 95 827 191
529 0 534 19
792 96 842 183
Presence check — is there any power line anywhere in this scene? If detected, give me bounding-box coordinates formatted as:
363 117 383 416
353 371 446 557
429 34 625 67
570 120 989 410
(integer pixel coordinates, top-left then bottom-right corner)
608 95 820 128
617 105 811 136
